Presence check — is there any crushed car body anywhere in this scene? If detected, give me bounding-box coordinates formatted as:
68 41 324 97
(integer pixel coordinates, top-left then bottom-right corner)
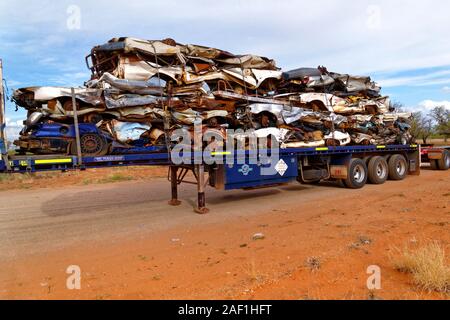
11 37 414 156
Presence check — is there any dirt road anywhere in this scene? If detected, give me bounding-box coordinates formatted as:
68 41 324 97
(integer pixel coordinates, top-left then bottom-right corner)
0 169 449 300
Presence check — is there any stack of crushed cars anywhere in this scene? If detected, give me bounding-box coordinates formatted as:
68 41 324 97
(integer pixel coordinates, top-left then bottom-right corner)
12 37 413 156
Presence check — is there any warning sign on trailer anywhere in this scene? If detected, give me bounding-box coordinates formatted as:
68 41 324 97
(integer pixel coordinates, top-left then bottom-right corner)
275 159 288 176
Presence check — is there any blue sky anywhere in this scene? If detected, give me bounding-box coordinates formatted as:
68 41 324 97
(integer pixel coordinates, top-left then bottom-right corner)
1 0 450 139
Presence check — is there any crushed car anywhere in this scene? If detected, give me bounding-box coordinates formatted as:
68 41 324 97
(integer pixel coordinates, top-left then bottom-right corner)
11 38 414 156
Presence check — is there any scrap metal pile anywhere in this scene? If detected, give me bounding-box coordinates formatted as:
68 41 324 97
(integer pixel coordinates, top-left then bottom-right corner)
12 37 413 156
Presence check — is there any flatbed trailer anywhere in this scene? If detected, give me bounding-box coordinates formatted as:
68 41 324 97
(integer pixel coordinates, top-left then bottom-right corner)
0 59 446 214
0 144 428 213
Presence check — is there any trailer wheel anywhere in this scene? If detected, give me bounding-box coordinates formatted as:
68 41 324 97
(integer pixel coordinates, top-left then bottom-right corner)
368 156 388 185
430 160 439 170
71 134 109 157
344 158 368 189
437 150 450 170
388 154 408 181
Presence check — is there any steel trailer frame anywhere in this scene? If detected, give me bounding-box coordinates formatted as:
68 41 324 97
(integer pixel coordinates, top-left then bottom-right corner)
0 63 427 214
0 144 421 213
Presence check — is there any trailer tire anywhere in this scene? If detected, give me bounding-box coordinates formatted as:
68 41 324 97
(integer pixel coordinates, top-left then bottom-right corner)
437 150 450 170
368 156 388 185
388 154 408 181
430 159 439 170
70 134 109 157
344 158 368 189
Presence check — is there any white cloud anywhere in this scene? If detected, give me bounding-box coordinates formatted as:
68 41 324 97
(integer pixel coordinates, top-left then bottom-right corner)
5 128 21 142
3 0 450 119
5 80 22 88
5 117 23 128
443 86 450 93
378 70 450 88
417 100 450 112
4 117 23 141
47 71 90 86
66 72 89 79
2 0 450 75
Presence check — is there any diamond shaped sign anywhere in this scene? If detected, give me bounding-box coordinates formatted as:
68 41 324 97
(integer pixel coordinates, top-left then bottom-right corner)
275 159 288 176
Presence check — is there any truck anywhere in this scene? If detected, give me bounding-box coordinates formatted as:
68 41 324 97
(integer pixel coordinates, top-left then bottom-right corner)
0 60 448 214
421 144 450 170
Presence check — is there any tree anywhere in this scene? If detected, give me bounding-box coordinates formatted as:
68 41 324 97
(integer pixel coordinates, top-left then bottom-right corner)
410 112 434 144
430 106 450 142
391 101 405 112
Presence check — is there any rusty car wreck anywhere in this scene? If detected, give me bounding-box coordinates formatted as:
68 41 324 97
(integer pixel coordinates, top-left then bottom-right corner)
12 38 413 156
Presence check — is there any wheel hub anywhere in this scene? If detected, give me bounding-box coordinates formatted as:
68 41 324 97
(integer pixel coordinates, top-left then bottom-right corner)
376 163 387 178
396 161 406 176
80 134 103 154
353 164 366 183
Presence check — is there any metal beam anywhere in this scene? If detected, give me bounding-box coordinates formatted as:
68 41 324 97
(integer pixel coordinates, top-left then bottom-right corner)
0 59 10 171
168 166 181 206
194 164 209 214
0 59 6 142
71 88 83 166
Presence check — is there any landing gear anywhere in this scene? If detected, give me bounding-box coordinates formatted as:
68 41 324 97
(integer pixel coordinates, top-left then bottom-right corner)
168 166 182 206
194 164 210 214
168 165 210 214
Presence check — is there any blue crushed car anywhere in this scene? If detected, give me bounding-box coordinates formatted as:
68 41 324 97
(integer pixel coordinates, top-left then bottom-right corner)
14 122 112 156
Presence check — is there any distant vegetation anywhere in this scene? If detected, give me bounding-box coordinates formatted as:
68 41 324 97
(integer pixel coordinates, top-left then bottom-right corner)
407 105 450 144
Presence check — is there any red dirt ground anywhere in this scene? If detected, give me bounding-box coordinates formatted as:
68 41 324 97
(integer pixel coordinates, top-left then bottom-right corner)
0 168 449 300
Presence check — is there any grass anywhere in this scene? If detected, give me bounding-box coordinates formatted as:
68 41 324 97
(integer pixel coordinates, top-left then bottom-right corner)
0 172 34 183
137 255 148 261
243 260 266 283
305 257 321 271
390 242 450 293
98 173 134 184
80 172 134 185
0 172 65 182
0 172 75 190
0 173 15 182
7 150 18 156
0 167 154 190
417 138 449 146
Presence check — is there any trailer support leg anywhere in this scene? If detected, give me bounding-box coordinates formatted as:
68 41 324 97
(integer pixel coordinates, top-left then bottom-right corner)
195 164 209 214
168 166 181 206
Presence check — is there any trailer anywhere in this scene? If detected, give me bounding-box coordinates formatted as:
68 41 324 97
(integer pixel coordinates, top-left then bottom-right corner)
421 145 450 170
0 59 445 214
0 144 424 213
